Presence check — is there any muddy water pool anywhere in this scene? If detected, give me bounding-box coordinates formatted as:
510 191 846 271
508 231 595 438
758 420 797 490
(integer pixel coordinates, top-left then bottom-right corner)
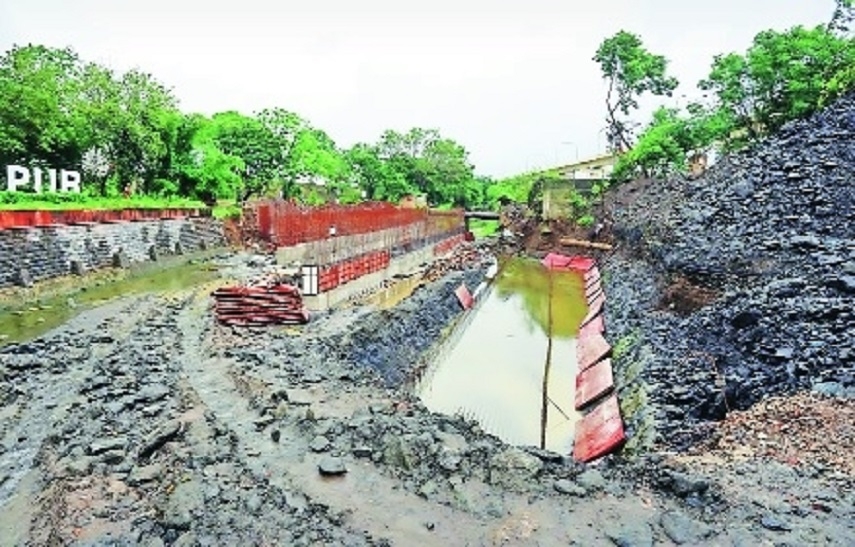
0 259 219 345
417 257 589 453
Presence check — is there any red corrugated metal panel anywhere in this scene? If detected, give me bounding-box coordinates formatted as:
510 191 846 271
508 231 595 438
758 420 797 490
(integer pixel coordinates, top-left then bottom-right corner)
575 359 615 410
577 333 611 371
573 394 626 463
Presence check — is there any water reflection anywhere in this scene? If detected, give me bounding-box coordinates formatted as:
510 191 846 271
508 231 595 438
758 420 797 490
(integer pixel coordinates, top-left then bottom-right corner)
0 261 218 345
417 257 588 453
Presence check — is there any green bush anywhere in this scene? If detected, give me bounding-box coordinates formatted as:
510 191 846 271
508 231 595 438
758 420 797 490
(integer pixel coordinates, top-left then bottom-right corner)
0 191 206 210
576 214 595 227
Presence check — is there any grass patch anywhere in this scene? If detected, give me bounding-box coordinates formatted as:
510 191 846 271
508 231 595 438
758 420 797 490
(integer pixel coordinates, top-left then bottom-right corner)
212 203 242 220
468 218 500 238
0 192 207 211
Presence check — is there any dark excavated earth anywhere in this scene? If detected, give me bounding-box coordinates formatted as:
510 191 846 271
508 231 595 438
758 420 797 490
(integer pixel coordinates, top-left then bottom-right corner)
0 94 854 546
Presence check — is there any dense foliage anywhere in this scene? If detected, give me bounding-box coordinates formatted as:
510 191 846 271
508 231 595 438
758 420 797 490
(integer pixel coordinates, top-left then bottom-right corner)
609 3 855 181
0 44 491 209
593 31 679 153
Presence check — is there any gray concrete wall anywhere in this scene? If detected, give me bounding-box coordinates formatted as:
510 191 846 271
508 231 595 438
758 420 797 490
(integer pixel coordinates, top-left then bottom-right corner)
274 223 462 266
0 217 225 288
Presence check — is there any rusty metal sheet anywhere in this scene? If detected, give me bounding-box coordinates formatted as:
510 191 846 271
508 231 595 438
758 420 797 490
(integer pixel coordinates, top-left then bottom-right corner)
579 298 604 328
454 284 474 310
575 359 615 410
578 314 605 338
573 394 625 462
587 290 606 309
585 280 602 299
577 333 611 371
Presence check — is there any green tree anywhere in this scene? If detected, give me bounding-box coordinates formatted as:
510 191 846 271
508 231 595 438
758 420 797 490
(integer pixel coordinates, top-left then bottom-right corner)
0 44 83 169
171 114 244 204
593 31 679 153
210 111 281 201
829 0 854 35
346 143 412 201
374 128 478 207
700 25 855 140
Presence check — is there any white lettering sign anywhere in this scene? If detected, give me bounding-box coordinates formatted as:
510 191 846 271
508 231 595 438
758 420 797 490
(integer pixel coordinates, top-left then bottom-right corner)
5 165 81 193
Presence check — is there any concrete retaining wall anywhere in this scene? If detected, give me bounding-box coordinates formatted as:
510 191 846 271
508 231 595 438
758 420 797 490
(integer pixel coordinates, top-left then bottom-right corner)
0 217 225 288
275 224 462 267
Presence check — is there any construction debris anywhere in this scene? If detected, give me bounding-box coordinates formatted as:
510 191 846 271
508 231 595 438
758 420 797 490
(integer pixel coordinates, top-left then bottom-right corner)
559 238 614 251
423 242 490 282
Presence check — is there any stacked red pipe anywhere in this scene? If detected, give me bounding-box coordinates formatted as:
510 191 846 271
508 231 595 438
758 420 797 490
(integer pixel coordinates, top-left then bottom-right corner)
212 285 309 326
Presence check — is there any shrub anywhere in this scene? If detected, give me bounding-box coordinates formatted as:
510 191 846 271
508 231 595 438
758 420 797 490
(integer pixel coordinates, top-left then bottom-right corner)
576 214 596 227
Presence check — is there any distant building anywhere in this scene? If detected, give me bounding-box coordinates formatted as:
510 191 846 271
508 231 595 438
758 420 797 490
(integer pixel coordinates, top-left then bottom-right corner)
541 154 618 220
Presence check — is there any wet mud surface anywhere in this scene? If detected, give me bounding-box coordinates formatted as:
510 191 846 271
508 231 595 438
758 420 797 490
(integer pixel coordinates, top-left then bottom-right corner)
1 248 853 546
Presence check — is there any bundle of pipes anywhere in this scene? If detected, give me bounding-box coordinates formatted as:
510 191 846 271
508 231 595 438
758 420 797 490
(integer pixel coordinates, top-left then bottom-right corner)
212 285 310 326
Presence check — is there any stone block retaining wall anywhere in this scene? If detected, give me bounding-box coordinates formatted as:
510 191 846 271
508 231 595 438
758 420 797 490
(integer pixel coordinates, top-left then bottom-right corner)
0 217 225 288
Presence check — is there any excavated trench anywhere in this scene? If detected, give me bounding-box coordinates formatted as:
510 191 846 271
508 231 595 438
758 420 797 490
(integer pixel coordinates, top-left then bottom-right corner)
2 246 854 545
416 257 589 454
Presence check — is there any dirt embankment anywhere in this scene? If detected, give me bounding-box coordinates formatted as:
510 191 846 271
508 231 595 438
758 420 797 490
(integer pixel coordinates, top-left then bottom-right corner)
592 92 855 452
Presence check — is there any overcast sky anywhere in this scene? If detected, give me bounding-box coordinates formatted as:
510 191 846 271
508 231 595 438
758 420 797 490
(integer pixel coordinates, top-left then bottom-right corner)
0 0 834 177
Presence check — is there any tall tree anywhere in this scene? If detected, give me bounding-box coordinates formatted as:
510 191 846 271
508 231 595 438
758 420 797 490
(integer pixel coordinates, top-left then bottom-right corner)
593 31 679 153
829 0 854 35
210 111 280 201
0 44 83 169
700 25 855 139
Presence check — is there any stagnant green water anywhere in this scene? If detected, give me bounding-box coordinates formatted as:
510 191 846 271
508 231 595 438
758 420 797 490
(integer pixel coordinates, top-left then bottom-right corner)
418 257 589 453
0 260 218 346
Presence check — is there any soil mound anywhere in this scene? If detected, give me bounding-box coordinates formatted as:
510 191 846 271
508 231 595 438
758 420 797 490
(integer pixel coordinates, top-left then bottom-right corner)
605 92 855 448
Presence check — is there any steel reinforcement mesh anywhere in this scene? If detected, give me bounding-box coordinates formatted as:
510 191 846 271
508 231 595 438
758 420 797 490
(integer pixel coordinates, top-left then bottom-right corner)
250 201 464 248
247 201 466 293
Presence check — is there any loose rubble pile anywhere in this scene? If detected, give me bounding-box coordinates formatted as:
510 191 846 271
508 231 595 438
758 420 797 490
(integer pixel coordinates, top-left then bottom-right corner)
702 392 855 476
422 241 492 282
2 94 855 546
604 91 855 448
2 247 854 544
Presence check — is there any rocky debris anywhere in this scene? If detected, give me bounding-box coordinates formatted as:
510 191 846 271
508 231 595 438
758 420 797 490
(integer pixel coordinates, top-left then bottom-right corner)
702 392 855 475
760 514 793 532
318 456 347 476
605 91 855 448
3 241 855 544
162 480 205 530
138 420 184 460
309 435 331 452
659 510 714 544
336 268 486 386
488 448 544 491
553 479 586 496
422 241 492 282
605 521 654 547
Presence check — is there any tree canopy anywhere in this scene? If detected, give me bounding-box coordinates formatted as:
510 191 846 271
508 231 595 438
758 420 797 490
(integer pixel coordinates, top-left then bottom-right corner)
0 44 491 209
608 9 855 183
593 31 679 153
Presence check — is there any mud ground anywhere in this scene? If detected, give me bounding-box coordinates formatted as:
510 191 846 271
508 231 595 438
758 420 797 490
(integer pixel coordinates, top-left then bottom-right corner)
1 249 853 546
